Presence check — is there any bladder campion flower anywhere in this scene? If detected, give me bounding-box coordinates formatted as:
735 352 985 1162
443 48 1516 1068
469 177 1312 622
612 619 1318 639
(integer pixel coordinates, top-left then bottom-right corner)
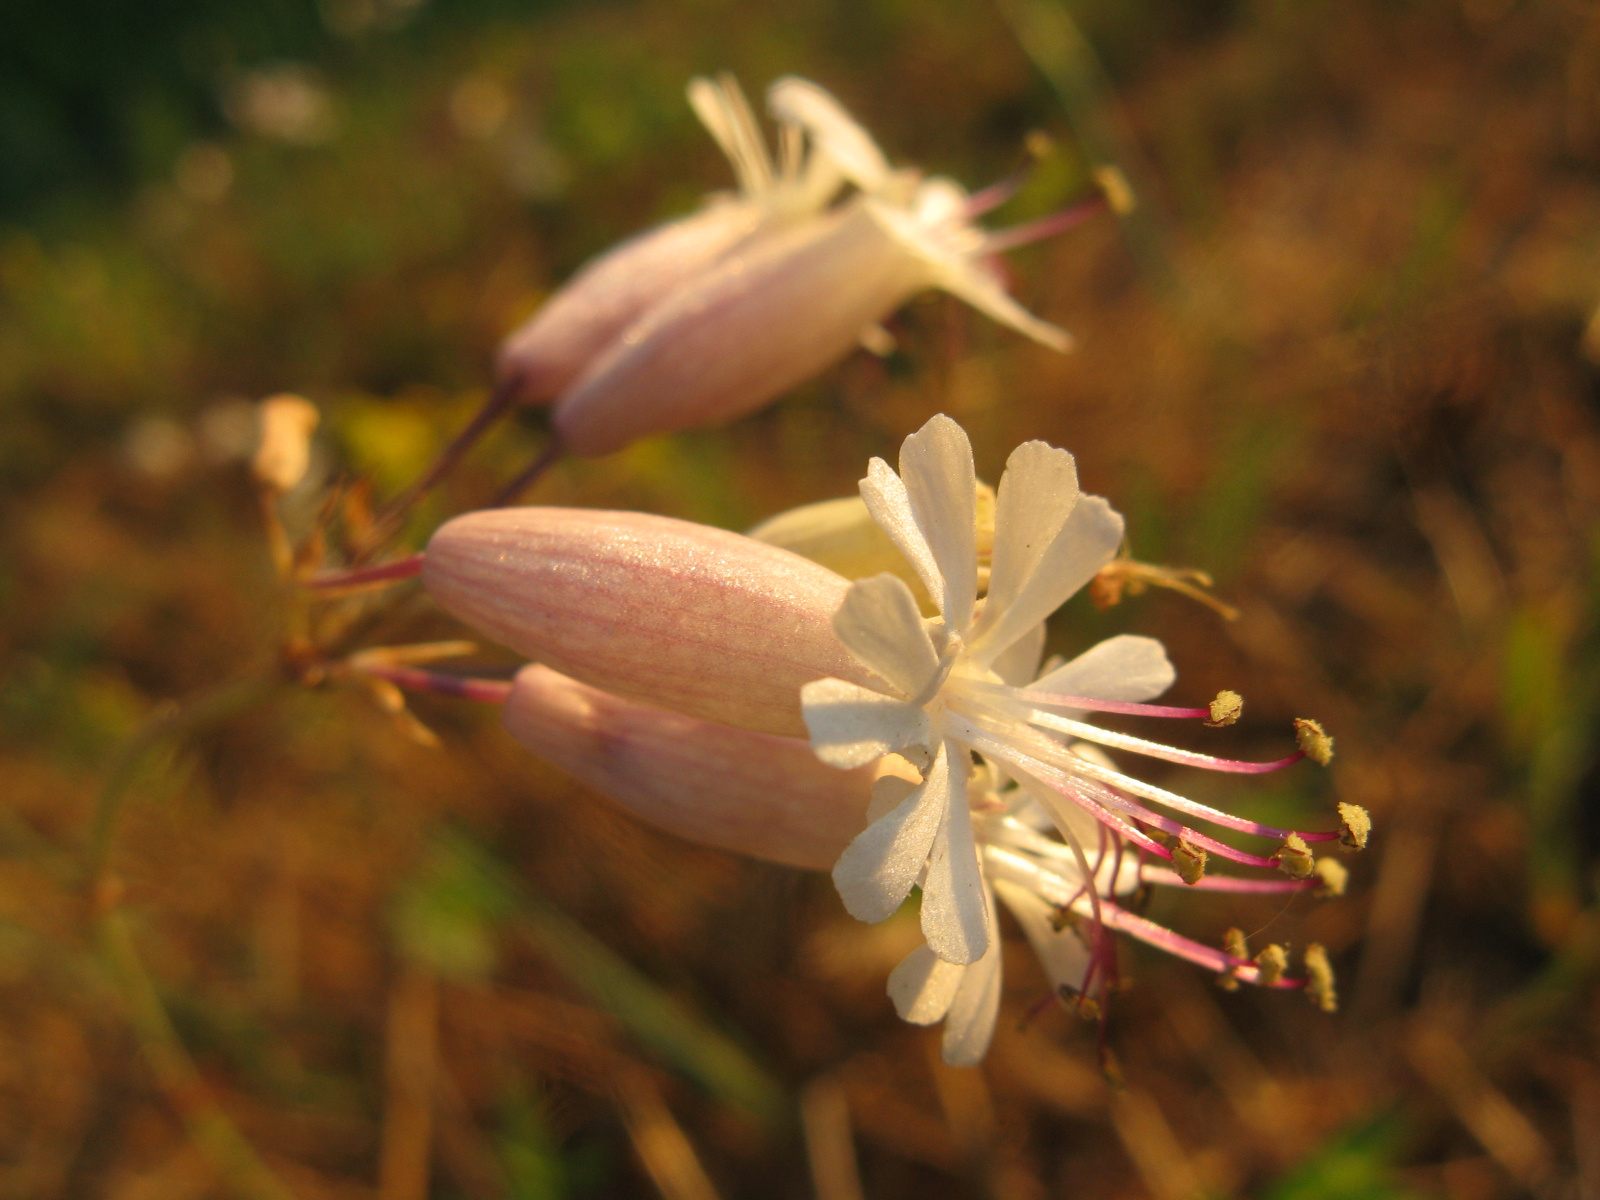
800 415 1361 967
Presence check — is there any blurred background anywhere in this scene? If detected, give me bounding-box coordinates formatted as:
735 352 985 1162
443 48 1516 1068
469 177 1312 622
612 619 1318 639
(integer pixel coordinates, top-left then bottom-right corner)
4 0 1600 1196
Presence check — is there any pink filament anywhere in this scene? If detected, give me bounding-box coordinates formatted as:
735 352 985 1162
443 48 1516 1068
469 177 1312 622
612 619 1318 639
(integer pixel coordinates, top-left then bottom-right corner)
1096 900 1303 990
361 664 512 705
1140 867 1317 894
982 195 1108 254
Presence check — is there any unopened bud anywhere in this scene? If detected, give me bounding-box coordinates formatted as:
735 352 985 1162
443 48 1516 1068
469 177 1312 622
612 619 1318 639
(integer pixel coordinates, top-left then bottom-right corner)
1273 833 1314 879
502 664 872 870
1337 802 1371 850
252 394 319 492
1293 718 1334 766
1172 839 1207 885
1313 857 1348 897
1304 943 1337 1012
423 508 875 737
1205 690 1243 728
1254 944 1288 987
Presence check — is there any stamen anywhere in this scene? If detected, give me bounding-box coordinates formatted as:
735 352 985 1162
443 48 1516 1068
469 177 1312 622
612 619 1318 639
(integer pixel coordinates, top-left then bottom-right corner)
1337 802 1372 850
1140 867 1316 894
1206 691 1243 728
1273 834 1315 879
979 679 1216 721
1027 710 1307 775
353 663 512 705
1254 944 1288 986
1015 733 1340 846
304 553 424 592
1304 944 1338 1012
1171 839 1207 885
1096 901 1299 990
963 159 1037 218
982 195 1107 254
1313 857 1348 897
1218 927 1248 990
1294 718 1335 766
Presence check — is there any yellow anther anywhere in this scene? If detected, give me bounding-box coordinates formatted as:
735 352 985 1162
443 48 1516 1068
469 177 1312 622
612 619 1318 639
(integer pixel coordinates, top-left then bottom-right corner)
1218 927 1248 991
1313 857 1348 897
1304 944 1338 1012
1293 718 1334 766
1254 944 1288 987
1273 833 1315 879
1337 802 1371 850
1205 690 1243 728
1172 839 1207 885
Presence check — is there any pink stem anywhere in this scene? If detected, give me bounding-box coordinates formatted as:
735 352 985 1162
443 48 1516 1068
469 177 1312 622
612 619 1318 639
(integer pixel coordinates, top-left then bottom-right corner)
982 195 1107 253
963 160 1036 217
304 553 425 592
376 374 523 527
1140 867 1317 894
490 436 564 508
360 664 512 704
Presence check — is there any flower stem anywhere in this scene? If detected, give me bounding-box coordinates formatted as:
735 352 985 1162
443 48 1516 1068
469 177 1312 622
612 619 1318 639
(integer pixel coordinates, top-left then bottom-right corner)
375 374 523 529
490 436 565 507
357 664 512 704
303 553 425 592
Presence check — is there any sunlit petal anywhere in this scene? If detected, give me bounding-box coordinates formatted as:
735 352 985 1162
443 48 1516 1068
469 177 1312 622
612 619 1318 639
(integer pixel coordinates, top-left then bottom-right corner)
801 678 930 769
833 574 942 698
898 414 979 632
831 742 952 922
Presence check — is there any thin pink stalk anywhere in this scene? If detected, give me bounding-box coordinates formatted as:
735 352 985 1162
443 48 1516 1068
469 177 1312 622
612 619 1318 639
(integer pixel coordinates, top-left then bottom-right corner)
360 664 512 705
376 374 522 528
1030 711 1306 775
1059 748 1341 844
489 437 565 508
1096 900 1302 990
982 195 1107 253
1139 867 1317 894
963 161 1036 218
1000 682 1215 720
305 553 425 592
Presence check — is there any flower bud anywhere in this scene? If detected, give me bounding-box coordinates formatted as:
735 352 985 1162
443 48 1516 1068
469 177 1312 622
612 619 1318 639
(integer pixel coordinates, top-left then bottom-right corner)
554 183 1069 457
502 664 871 869
496 197 769 404
421 507 875 737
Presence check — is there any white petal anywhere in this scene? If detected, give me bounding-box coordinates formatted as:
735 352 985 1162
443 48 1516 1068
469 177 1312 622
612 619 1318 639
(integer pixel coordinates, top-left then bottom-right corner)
969 494 1125 671
865 197 1071 353
831 742 952 922
833 574 942 698
802 678 929 769
972 440 1079 649
887 943 964 1024
918 740 988 965
687 75 773 196
940 890 1003 1066
860 457 945 605
993 879 1090 995
1032 634 1175 703
767 76 891 193
990 620 1046 687
898 415 978 632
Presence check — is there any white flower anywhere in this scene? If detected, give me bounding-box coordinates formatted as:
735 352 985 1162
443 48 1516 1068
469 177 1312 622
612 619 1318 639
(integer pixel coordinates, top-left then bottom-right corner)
802 415 1352 968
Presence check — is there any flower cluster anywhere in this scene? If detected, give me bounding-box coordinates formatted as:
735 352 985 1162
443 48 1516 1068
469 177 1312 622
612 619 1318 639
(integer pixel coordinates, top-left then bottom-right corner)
289 72 1365 1070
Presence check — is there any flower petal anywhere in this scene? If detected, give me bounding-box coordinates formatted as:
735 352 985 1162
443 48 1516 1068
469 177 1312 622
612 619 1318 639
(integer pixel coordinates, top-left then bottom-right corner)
802 677 930 769
898 414 979 632
919 740 989 964
990 621 1047 687
972 440 1079 648
969 494 1125 671
993 879 1090 995
687 74 773 195
833 574 943 698
940 890 1003 1065
766 76 891 194
831 741 952 923
1032 634 1175 703
859 456 944 604
887 943 964 1024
